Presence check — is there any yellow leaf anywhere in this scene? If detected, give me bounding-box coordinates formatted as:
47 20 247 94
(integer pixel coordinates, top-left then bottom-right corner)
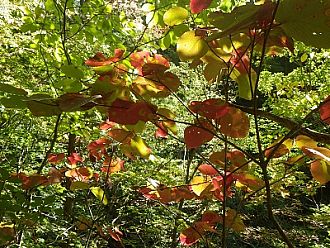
295 135 318 149
90 186 108 205
163 7 188 26
130 136 151 158
177 31 208 61
190 176 211 196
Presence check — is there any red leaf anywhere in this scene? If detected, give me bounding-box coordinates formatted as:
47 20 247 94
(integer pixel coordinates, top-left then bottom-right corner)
67 153 83 167
320 96 330 125
217 107 250 138
87 138 111 160
201 211 222 226
180 226 203 246
198 164 218 176
155 122 168 138
108 227 123 242
230 49 251 75
85 49 124 67
108 99 157 125
48 153 65 164
190 0 212 14
184 120 214 149
99 120 116 130
189 99 229 119
13 173 48 190
130 51 169 75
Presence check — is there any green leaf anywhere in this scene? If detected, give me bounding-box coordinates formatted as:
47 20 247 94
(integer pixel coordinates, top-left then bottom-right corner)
0 83 28 95
70 181 90 190
277 0 330 49
230 68 256 100
90 186 108 205
0 95 27 109
300 53 308 63
27 95 61 116
177 31 208 61
61 65 84 79
163 7 188 26
54 79 83 93
160 32 172 50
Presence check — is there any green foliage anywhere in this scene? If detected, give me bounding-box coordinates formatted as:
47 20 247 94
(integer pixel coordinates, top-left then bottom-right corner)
1 0 330 247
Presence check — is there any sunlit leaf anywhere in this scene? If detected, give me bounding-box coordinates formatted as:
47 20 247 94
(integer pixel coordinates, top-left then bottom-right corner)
310 160 330 184
265 138 293 158
163 7 188 26
130 136 151 158
102 157 125 173
177 31 208 61
217 107 249 138
302 147 330 162
234 173 264 191
90 186 108 205
295 135 318 149
65 167 93 181
190 176 211 196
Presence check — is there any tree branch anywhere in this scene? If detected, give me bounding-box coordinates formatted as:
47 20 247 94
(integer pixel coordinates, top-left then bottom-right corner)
232 104 330 144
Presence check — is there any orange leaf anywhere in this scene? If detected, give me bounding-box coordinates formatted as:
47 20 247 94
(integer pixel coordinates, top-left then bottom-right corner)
198 164 219 176
310 160 330 184
217 107 249 138
101 157 125 173
302 147 330 162
67 153 83 168
48 153 65 164
65 167 93 182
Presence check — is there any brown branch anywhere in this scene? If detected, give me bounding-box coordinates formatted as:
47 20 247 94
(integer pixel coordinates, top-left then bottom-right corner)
232 104 330 145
